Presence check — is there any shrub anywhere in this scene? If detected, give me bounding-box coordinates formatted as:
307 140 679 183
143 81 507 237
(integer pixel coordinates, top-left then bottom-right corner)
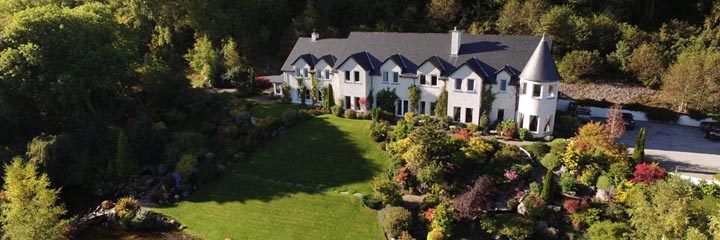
116 196 140 222
571 208 602 229
548 138 568 156
596 175 612 189
580 169 599 187
588 220 632 240
196 160 218 183
331 105 343 117
608 162 632 185
427 229 444 240
518 128 529 140
455 128 471 140
200 121 217 134
696 180 720 198
564 199 581 214
369 121 390 142
478 112 490 132
643 107 679 123
298 109 314 120
541 153 560 170
541 168 553 203
281 109 299 127
560 176 578 193
631 128 646 164
498 215 534 240
467 123 478 133
496 119 517 138
630 162 667 184
397 231 415 240
558 50 601 83
553 114 581 138
372 177 402 205
371 108 381 122
176 154 198 183
393 119 413 140
217 124 239 139
376 88 399 112
715 173 720 182
381 206 412 238
362 194 382 210
525 142 550 160
431 204 454 239
529 182 541 194
453 176 497 220
343 109 356 119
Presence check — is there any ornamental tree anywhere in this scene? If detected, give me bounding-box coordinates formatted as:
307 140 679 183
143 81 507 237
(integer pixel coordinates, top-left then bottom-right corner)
453 176 497 220
630 162 667 184
605 103 625 139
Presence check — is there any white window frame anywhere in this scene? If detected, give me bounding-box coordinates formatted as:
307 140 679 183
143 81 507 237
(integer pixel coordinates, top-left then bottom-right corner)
500 79 508 92
344 71 351 82
521 82 527 95
548 84 556 98
419 75 426 85
303 68 309 78
392 72 399 83
532 84 542 98
454 78 462 90
325 69 331 80
354 71 360 83
467 79 475 92
431 75 438 86
382 71 389 83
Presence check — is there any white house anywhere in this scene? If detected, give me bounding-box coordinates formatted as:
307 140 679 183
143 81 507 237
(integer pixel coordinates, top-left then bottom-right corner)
269 29 560 137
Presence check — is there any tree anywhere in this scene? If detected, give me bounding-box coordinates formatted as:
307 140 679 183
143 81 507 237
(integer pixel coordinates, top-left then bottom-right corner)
130 113 165 165
497 0 547 35
426 0 460 29
628 43 666 88
558 50 601 83
630 162 666 185
108 132 139 178
376 87 398 112
382 206 412 238
541 166 554 203
627 177 698 239
435 85 448 117
139 60 189 108
662 50 720 113
408 85 421 113
323 84 336 110
1 158 66 240
372 176 402 205
632 128 646 164
453 176 497 220
185 34 220 87
537 5 575 55
588 221 632 240
0 4 132 130
605 104 625 139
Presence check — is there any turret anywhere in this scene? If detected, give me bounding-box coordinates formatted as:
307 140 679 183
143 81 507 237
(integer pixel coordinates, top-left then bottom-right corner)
516 35 561 138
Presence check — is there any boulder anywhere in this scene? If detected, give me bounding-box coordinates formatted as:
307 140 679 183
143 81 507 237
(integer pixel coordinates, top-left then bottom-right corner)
517 201 528 215
235 111 252 125
594 189 613 202
101 200 114 210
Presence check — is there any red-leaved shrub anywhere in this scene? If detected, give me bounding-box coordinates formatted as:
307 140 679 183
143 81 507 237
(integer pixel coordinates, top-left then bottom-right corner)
255 77 272 90
423 208 435 222
630 162 667 184
396 167 410 188
564 199 580 214
456 128 471 140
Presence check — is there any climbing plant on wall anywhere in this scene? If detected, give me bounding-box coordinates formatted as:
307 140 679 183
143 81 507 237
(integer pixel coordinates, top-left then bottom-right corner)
310 73 319 106
481 84 496 117
295 77 307 105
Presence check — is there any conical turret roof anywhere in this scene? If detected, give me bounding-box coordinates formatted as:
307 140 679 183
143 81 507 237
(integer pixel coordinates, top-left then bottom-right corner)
519 35 560 82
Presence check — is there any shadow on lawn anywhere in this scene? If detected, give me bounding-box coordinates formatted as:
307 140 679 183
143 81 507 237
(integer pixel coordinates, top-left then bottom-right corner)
160 116 384 205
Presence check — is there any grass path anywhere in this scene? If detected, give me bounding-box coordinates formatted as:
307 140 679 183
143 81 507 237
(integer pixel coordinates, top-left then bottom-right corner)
155 115 387 239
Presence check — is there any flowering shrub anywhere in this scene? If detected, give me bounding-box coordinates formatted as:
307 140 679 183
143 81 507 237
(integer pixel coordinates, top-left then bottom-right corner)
254 76 272 90
504 169 519 182
456 128 471 140
630 162 667 184
396 167 410 188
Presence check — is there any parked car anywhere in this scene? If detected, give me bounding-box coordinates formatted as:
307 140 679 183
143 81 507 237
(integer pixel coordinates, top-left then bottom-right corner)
573 107 592 123
622 113 635 130
700 121 719 132
705 122 720 140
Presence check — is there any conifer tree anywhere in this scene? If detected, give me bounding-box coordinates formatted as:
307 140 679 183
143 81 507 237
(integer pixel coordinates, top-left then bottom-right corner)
109 132 139 178
632 128 646 164
435 85 448 117
1 158 66 239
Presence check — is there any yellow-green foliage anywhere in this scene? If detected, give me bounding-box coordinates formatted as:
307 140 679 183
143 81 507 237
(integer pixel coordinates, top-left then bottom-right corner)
115 196 140 220
562 142 582 170
427 228 445 240
404 111 415 122
461 137 495 164
176 154 198 182
372 177 402 205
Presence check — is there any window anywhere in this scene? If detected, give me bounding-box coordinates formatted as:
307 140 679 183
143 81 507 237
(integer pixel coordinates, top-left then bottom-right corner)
354 71 360 82
532 84 541 97
455 78 462 90
325 70 331 80
354 97 361 110
317 89 323 102
304 89 311 100
521 82 527 95
518 113 524 129
317 70 322 79
420 75 426 85
453 107 461 121
465 108 473 123
303 68 309 78
500 79 507 92
403 100 409 114
382 71 389 83
545 115 553 132
430 102 437 116
431 75 438 86
548 84 555 98
393 72 399 83
294 68 301 77
345 96 351 109
497 109 504 122
274 84 282 94
344 71 350 81
529 115 538 132
396 100 402 116
396 100 410 115
467 79 475 91
420 101 426 114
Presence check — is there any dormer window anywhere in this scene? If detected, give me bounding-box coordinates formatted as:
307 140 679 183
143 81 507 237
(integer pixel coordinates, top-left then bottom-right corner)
317 70 322 79
382 71 389 83
431 75 438 86
467 79 475 91
420 75 426 85
500 79 508 92
294 68 301 77
303 68 309 78
354 71 360 82
393 72 399 83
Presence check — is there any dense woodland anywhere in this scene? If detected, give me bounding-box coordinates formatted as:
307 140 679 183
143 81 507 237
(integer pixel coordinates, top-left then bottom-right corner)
0 0 719 238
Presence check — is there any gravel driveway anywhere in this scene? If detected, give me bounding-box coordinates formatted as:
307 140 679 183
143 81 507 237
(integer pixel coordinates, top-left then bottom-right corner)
618 121 720 180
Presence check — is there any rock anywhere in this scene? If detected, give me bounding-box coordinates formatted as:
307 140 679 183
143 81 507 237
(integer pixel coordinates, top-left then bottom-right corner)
353 193 363 197
517 202 528 215
205 152 215 161
236 111 252 125
101 200 114 210
216 164 226 173
594 189 613 202
339 191 349 195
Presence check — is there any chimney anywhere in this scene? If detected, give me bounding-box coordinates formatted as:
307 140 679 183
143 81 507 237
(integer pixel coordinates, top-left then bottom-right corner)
451 27 461 55
311 29 319 42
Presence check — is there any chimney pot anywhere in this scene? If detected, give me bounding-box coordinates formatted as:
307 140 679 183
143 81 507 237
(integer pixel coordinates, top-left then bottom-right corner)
311 30 319 42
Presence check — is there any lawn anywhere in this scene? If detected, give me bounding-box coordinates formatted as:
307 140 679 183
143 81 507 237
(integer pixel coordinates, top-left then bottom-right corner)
155 115 387 239
250 102 306 118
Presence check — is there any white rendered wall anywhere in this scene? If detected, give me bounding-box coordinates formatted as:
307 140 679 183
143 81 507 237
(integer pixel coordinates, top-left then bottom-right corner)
517 79 559 137
375 61 415 114
289 59 310 104
447 66 482 124
337 58 370 110
490 71 518 123
417 62 444 115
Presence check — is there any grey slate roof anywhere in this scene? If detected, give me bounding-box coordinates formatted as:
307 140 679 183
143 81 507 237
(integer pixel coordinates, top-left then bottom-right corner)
450 57 493 83
320 54 337 67
519 36 561 82
336 51 383 75
263 75 284 84
281 32 550 81
383 54 418 74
